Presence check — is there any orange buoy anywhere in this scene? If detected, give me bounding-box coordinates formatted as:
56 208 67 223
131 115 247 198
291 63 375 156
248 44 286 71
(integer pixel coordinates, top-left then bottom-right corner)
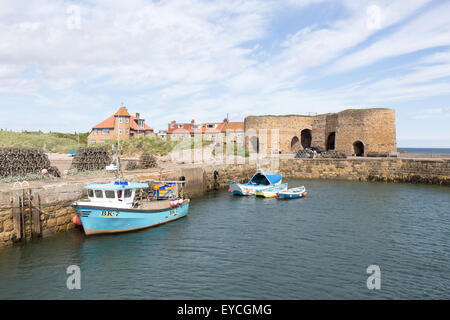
303 192 307 197
73 215 82 226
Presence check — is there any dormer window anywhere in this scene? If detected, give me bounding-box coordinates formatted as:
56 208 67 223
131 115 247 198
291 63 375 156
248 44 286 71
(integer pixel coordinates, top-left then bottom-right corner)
207 124 216 129
178 124 183 129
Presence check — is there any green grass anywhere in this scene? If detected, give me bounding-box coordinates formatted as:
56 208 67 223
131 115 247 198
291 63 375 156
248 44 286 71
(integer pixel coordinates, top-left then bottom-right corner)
98 137 213 156
0 131 87 153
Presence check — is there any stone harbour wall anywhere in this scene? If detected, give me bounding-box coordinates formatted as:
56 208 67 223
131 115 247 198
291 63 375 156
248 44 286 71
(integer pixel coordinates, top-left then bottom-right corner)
280 158 450 185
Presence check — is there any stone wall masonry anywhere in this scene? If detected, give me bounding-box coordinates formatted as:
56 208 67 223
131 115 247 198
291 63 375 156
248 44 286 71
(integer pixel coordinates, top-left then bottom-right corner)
280 158 450 185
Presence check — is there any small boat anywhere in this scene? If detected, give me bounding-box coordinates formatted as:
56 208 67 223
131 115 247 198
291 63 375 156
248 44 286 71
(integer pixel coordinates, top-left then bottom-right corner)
229 171 282 196
73 180 189 235
72 142 189 235
276 186 307 199
255 183 288 198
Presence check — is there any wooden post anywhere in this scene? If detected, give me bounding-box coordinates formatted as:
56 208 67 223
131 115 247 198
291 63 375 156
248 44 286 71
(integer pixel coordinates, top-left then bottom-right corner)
12 191 22 241
21 189 26 239
31 190 41 238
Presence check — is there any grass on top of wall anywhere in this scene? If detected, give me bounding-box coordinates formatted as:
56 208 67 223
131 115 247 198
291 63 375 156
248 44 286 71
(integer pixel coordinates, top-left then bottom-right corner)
0 131 88 153
98 137 213 156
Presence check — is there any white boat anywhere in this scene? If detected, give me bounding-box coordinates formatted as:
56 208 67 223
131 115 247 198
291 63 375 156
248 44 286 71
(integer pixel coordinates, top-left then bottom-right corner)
276 186 307 199
229 172 282 196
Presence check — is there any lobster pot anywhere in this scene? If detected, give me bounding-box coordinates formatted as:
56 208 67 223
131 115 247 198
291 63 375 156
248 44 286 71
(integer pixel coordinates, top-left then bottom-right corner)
0 147 53 177
71 147 112 171
140 153 157 168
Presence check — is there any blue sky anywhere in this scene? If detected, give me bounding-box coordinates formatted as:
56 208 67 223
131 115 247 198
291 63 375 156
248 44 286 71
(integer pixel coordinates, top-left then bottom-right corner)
0 0 449 147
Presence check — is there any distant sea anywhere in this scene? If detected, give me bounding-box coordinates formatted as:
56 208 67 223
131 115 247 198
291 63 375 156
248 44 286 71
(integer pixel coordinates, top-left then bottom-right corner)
397 148 450 154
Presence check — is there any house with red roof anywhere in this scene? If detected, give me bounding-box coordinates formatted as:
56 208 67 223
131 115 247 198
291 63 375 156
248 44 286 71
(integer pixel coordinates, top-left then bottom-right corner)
87 105 154 145
167 118 244 147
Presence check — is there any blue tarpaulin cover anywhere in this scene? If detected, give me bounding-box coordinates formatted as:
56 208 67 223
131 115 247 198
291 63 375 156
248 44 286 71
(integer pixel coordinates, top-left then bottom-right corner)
249 173 282 185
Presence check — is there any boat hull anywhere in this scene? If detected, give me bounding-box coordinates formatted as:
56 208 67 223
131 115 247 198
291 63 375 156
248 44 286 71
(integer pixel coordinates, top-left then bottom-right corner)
230 183 273 196
276 188 307 200
73 201 189 235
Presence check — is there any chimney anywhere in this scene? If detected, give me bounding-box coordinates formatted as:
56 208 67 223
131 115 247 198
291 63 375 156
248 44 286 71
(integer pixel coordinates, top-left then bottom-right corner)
136 113 140 119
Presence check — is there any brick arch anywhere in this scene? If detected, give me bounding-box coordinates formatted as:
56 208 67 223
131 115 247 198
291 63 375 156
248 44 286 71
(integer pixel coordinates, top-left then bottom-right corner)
353 140 365 156
290 136 301 153
250 136 259 153
301 129 312 149
326 132 335 150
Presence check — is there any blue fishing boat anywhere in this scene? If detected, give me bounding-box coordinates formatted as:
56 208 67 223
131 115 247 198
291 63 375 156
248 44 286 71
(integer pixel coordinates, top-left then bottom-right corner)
72 142 189 235
229 171 283 196
73 181 189 235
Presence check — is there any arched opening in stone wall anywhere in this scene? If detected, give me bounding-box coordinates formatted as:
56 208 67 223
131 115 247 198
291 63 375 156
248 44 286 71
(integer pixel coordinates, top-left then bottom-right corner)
250 136 259 153
290 136 301 153
353 141 364 156
301 129 312 149
326 132 335 151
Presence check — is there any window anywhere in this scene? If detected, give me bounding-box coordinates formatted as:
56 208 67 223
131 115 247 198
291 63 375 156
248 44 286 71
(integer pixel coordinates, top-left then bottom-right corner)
119 129 123 134
117 190 123 198
119 117 123 123
88 190 94 197
105 190 115 198
126 118 129 124
126 129 129 135
100 140 105 143
94 190 103 198
124 189 132 198
191 125 199 129
207 124 215 129
102 129 109 135
178 124 183 129
90 140 96 144
94 129 98 135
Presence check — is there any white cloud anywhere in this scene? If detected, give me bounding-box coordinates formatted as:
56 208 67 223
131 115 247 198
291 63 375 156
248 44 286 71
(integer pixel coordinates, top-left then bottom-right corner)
0 0 449 148
330 1 450 73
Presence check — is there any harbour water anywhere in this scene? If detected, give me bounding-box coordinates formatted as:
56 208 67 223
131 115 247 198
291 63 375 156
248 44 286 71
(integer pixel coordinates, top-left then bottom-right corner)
0 179 448 299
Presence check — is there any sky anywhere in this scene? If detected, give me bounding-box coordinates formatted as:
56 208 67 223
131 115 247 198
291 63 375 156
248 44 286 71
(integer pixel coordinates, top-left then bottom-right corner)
0 0 449 147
